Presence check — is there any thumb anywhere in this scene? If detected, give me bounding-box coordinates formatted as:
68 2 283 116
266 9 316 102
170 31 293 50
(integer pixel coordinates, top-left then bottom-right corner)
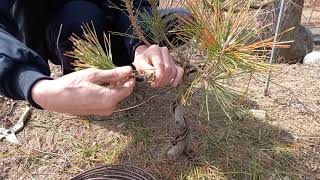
89 66 133 84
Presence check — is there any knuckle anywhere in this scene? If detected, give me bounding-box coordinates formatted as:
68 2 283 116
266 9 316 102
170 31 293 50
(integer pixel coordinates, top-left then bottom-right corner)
111 69 120 78
161 46 169 52
87 70 99 81
150 44 159 49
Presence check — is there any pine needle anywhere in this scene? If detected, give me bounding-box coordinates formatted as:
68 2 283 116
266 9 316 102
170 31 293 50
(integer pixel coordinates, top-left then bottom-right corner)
66 23 116 71
175 0 291 120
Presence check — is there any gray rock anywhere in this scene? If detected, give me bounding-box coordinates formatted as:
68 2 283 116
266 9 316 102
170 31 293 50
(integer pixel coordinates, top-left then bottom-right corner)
279 25 313 63
303 51 320 64
309 27 320 44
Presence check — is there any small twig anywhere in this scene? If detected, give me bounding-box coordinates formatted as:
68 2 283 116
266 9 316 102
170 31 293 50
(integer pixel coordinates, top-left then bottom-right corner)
114 87 173 113
114 94 159 113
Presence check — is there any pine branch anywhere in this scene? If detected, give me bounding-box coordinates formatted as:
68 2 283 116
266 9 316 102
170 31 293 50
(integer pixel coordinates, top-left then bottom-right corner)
66 23 116 70
124 0 151 46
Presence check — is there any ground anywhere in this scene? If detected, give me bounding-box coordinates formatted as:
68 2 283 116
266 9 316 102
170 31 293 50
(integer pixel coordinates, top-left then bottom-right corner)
1 64 319 179
1 1 320 180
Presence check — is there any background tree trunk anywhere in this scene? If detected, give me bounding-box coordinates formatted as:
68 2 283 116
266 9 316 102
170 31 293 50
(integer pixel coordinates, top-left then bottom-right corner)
260 0 313 63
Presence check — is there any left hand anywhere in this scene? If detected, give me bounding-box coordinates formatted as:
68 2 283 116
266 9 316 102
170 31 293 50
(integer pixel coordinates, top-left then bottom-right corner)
133 45 184 88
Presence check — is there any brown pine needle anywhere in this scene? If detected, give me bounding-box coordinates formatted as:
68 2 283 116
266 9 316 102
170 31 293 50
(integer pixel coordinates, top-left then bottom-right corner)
124 0 151 46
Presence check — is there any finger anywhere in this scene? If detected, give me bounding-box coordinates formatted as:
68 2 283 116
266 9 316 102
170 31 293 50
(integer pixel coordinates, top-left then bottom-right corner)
146 45 164 86
159 47 174 87
172 66 184 87
168 52 177 85
133 54 154 74
95 78 135 116
109 78 136 103
88 66 133 84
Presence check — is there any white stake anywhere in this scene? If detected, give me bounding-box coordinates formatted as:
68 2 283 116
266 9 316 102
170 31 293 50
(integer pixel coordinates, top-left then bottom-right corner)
264 0 286 95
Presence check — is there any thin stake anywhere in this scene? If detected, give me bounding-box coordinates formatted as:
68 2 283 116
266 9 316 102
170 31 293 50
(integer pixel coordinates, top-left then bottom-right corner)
56 24 64 76
264 0 285 95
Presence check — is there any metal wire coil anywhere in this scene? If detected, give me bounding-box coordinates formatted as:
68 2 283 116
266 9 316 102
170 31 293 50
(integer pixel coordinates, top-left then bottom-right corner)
71 164 157 180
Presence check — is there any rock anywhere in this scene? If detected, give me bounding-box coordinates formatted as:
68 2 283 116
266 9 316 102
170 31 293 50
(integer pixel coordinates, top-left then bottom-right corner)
249 109 267 121
287 26 313 62
258 0 313 63
308 27 320 44
303 51 320 64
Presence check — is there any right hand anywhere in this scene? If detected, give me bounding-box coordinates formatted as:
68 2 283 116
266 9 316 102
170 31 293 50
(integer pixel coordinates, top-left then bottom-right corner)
31 66 135 116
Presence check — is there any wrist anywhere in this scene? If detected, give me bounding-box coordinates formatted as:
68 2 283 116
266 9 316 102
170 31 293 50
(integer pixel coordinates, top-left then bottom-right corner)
31 79 54 109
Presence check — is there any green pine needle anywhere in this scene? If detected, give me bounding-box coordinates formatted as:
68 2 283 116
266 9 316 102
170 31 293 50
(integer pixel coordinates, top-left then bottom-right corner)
66 23 116 71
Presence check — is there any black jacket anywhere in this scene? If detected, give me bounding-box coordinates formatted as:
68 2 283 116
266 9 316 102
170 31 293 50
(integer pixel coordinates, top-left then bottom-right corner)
0 0 150 107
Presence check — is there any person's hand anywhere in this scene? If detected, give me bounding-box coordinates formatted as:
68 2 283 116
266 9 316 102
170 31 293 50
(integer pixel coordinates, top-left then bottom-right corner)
31 66 135 116
133 45 184 87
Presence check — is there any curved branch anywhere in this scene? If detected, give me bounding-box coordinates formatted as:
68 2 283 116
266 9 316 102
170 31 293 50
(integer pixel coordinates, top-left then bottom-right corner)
167 103 191 160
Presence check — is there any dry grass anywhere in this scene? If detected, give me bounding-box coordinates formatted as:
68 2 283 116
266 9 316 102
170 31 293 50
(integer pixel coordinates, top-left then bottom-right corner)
301 0 320 27
1 62 319 179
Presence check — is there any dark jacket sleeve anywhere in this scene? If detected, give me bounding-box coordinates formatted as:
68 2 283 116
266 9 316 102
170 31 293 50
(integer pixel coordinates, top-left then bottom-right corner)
116 0 152 60
0 0 51 108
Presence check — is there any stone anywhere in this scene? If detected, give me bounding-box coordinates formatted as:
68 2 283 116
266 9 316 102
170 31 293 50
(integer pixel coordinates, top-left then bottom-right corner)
303 51 320 64
308 27 320 44
249 109 267 121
